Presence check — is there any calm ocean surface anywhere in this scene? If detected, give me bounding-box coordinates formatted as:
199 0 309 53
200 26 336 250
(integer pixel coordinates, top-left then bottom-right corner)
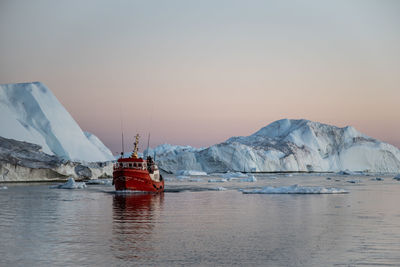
1 174 400 266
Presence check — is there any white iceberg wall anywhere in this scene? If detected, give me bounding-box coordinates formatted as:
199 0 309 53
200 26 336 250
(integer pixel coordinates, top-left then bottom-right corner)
0 82 114 162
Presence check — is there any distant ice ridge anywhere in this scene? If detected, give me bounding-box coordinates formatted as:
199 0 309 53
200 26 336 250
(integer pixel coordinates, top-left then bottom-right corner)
0 82 114 162
51 177 87 189
150 119 400 173
241 185 348 194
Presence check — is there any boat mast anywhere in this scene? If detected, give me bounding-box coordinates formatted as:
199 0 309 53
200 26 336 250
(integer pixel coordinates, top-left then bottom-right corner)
132 134 140 158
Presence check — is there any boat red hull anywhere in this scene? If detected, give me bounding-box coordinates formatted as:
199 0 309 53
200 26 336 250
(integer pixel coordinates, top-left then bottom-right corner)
113 169 164 192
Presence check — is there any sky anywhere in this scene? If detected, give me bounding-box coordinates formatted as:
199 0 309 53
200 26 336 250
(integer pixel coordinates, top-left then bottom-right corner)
1 0 399 153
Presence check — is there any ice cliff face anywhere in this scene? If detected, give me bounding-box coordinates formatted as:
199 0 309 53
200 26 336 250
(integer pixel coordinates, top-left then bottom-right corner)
0 136 112 181
0 82 114 162
151 119 400 173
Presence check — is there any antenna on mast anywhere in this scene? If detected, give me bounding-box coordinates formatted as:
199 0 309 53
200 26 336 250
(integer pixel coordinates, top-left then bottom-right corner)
145 132 151 158
120 116 125 158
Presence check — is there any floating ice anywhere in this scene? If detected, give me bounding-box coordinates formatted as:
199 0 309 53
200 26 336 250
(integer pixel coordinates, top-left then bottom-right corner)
86 179 112 185
242 184 348 194
221 172 248 179
176 170 207 176
371 177 384 181
394 174 400 181
0 186 7 190
51 177 87 189
208 178 228 183
239 175 257 182
337 170 357 175
176 175 190 180
213 187 227 191
346 180 361 184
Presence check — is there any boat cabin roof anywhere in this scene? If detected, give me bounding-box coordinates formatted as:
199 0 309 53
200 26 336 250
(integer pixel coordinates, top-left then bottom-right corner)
117 157 145 163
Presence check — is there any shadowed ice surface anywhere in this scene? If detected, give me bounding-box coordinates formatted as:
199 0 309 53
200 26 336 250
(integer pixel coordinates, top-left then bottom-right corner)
1 174 400 266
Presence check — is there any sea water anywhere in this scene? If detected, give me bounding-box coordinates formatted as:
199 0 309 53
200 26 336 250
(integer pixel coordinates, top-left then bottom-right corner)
1 174 400 266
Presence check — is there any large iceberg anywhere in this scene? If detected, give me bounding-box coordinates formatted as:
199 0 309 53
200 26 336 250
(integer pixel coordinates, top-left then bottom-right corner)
0 82 114 162
151 119 400 173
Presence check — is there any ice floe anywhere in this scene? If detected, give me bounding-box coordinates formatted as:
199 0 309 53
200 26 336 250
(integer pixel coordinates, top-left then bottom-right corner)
346 179 361 184
238 175 257 182
393 174 400 181
241 184 348 194
0 186 7 190
85 179 112 185
213 187 227 191
51 177 87 189
208 178 228 183
221 172 248 179
176 175 190 180
176 170 207 176
371 177 384 181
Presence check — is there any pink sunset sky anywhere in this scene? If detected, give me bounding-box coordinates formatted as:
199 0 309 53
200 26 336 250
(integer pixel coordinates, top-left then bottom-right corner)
1 0 399 154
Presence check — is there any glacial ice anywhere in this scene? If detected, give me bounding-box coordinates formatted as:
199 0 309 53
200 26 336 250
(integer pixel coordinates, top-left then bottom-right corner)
241 184 348 194
51 178 87 189
0 82 114 162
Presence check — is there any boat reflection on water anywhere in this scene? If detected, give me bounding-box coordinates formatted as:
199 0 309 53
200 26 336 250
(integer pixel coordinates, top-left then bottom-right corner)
111 192 164 261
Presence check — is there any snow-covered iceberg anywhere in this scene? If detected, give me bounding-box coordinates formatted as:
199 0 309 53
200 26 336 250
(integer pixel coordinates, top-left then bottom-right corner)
241 184 348 194
151 119 400 173
0 82 114 162
51 177 87 189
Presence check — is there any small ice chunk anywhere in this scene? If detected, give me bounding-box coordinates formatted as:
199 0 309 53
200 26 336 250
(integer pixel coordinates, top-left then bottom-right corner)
86 179 112 185
208 178 227 183
51 178 87 189
346 180 361 184
176 170 207 176
326 177 332 180
188 178 202 182
371 177 384 181
393 174 400 181
221 172 248 179
176 175 190 180
0 186 7 190
239 175 257 182
242 184 348 194
337 170 355 175
213 187 227 191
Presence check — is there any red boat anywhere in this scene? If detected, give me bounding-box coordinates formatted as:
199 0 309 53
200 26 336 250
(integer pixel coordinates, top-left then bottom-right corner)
113 134 164 192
